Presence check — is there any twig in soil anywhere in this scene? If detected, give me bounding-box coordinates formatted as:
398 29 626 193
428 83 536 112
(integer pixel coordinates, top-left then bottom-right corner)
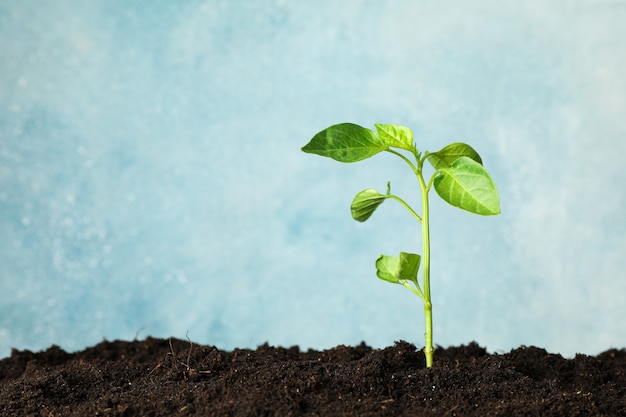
147 343 175 378
133 325 147 341
170 332 215 380
147 332 215 381
146 334 191 379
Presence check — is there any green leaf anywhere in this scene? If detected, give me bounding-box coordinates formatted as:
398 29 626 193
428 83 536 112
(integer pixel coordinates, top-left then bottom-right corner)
375 252 421 286
433 156 500 215
350 188 389 222
301 123 386 163
427 143 483 170
374 124 414 151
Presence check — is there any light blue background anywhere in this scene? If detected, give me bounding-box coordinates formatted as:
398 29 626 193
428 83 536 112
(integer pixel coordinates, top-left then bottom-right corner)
1 1 625 359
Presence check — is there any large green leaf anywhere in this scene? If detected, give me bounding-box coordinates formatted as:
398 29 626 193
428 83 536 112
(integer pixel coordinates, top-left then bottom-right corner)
433 156 500 215
301 123 386 163
375 252 421 287
427 143 482 169
374 124 414 151
351 188 389 222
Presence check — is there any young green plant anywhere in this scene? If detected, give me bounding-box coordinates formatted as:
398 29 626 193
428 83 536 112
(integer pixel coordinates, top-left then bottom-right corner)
301 123 500 367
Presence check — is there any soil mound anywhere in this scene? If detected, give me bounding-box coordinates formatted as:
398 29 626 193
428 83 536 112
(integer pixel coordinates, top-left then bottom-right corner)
1 337 624 416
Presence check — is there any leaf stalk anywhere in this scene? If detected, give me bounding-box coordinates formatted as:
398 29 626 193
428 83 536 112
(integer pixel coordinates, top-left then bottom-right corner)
387 194 422 223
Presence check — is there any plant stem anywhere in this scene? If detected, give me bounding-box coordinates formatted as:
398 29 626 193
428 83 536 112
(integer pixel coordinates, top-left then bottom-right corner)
418 165 434 368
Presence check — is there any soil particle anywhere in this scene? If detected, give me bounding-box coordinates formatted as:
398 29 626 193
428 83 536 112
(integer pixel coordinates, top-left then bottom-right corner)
1 337 624 416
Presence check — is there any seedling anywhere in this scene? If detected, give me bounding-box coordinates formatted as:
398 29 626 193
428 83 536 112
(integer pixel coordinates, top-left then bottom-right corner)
301 123 500 367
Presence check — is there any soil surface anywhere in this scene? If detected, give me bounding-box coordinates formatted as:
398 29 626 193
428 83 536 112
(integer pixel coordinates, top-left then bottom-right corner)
0 337 624 416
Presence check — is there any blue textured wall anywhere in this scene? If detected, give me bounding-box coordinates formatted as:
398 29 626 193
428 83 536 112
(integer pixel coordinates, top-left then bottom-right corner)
1 1 625 358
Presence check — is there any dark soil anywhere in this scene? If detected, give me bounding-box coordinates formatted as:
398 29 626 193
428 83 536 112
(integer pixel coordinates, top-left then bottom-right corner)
0 337 624 416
